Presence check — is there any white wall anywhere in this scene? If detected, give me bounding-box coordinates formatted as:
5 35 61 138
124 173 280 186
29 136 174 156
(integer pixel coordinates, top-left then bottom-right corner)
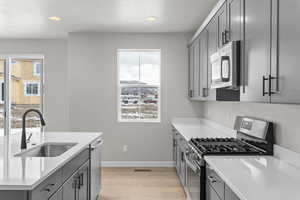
0 39 69 131
68 32 202 162
203 101 300 153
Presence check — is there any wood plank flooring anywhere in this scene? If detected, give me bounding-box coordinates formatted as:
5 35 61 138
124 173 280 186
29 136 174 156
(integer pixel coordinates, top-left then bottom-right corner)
101 167 186 200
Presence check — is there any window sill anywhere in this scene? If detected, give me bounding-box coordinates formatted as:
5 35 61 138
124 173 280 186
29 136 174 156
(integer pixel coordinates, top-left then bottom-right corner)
118 119 161 123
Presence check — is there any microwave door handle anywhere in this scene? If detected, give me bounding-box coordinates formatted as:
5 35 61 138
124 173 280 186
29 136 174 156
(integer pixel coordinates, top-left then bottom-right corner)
221 56 230 82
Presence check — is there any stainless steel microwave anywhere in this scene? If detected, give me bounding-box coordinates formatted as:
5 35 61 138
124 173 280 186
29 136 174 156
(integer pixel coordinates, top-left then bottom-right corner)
210 41 241 89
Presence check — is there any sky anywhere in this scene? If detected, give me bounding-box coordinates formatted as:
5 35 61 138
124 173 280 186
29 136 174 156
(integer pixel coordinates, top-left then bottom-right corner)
118 50 160 85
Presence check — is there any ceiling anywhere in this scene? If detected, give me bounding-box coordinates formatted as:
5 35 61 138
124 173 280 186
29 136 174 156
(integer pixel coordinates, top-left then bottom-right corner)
0 0 218 39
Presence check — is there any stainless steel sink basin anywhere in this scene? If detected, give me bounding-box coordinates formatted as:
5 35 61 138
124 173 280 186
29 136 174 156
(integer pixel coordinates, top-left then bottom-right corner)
15 143 77 157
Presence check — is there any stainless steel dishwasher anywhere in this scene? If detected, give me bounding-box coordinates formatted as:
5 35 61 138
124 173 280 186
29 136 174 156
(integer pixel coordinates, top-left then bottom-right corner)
90 138 103 200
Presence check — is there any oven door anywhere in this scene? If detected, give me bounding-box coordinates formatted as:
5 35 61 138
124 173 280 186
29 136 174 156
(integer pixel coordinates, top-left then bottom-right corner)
186 158 202 200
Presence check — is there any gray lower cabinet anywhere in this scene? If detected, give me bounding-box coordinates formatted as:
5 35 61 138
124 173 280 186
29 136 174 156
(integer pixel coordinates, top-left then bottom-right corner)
1 148 91 200
206 183 222 200
62 161 89 200
172 128 187 189
225 185 240 200
62 173 77 200
77 162 89 200
240 0 272 103
206 166 240 200
49 188 63 200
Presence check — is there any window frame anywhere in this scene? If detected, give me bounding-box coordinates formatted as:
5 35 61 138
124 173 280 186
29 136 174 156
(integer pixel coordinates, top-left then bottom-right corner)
24 82 40 96
117 49 161 123
33 62 42 76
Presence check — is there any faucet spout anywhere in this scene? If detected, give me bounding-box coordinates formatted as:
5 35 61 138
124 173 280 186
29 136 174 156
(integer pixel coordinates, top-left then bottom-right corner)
21 109 46 150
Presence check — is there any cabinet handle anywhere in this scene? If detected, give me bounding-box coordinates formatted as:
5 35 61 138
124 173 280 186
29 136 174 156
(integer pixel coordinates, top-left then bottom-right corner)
225 30 230 43
79 173 84 186
202 88 208 97
222 32 225 45
268 75 276 96
262 76 268 96
208 176 217 184
41 188 51 192
189 90 194 98
263 75 276 96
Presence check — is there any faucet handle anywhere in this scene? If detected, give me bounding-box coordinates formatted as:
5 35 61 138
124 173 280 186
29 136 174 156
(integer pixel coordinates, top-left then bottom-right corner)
26 133 33 143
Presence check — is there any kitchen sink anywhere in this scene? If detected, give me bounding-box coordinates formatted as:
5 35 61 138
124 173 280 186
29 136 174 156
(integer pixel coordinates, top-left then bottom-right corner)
15 143 77 157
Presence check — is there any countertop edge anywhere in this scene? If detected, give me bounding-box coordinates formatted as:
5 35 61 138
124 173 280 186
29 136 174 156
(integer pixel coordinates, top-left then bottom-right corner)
0 132 102 190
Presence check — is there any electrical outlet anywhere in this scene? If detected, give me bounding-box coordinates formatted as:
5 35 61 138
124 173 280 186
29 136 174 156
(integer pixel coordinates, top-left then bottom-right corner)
123 145 128 152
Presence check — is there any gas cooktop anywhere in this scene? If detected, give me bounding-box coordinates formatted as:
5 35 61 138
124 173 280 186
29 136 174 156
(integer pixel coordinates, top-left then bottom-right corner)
189 116 274 156
190 137 265 155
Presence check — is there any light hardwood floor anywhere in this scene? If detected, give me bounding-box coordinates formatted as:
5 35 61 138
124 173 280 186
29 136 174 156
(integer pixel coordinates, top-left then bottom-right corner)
101 167 186 200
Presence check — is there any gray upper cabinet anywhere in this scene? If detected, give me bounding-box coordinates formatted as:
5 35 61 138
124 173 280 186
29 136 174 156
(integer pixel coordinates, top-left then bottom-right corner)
188 44 194 98
270 0 300 103
193 37 201 99
206 16 218 101
189 36 206 101
227 0 242 42
217 2 228 48
189 0 300 104
240 0 272 103
200 30 209 98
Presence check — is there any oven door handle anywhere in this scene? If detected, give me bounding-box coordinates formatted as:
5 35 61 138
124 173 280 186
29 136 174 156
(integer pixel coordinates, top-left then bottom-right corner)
186 159 200 174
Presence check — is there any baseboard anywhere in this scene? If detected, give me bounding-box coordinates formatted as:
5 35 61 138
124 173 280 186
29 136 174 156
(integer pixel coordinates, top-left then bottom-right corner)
102 161 174 167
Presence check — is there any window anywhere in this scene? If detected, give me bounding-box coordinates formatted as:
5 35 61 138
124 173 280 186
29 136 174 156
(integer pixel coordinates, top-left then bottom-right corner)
24 82 40 96
118 49 161 122
34 62 42 76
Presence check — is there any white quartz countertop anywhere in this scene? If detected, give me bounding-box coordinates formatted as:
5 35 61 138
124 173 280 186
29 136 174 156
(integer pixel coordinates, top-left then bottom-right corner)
205 156 300 200
0 131 102 190
171 117 235 140
172 117 300 200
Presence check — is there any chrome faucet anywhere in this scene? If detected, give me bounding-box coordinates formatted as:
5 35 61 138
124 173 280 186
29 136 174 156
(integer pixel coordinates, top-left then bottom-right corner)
21 109 46 150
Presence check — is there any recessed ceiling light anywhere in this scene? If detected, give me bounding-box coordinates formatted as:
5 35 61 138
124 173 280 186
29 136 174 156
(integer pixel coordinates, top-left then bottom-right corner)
48 16 62 21
145 16 157 22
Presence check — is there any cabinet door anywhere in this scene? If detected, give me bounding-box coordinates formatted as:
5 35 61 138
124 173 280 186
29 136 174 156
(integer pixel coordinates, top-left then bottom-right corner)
62 173 77 200
225 185 240 200
206 183 222 200
240 0 272 102
49 188 63 200
78 162 89 200
270 0 300 103
200 30 209 98
228 0 242 42
193 37 201 99
188 45 194 98
217 3 228 48
206 17 218 101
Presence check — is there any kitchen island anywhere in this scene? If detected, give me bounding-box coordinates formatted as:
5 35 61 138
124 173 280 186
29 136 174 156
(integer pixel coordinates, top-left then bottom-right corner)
0 131 102 200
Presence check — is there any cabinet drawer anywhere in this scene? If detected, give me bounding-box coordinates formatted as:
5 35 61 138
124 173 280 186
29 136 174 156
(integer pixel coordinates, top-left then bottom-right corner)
206 183 222 200
206 167 224 200
30 169 62 200
49 188 63 200
62 149 89 182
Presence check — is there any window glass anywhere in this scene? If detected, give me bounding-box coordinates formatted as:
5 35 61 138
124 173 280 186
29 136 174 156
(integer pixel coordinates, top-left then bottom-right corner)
118 50 161 122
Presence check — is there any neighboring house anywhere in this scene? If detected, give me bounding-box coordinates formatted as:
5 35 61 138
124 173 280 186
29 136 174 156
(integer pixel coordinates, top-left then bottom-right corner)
0 60 42 105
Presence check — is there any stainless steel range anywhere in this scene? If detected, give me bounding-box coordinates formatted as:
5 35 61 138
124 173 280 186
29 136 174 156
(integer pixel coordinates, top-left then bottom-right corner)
185 116 274 200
